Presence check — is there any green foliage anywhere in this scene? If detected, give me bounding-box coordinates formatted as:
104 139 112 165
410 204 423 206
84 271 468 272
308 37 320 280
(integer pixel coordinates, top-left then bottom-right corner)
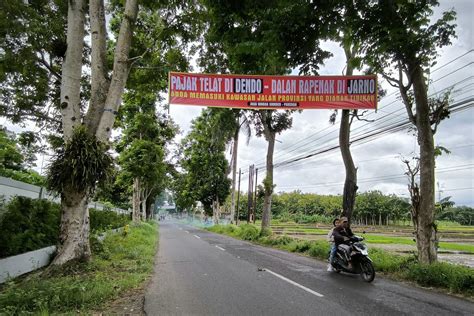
307 241 330 259
0 222 158 314
405 262 474 295
0 167 45 186
239 224 260 241
174 109 233 213
369 248 416 273
0 196 60 258
89 209 130 233
260 227 273 238
47 126 113 195
0 128 23 170
0 197 130 258
0 0 67 128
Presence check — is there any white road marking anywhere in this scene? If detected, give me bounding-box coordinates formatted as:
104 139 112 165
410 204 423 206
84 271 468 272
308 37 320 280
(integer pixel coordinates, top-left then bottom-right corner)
194 235 201 239
215 246 225 251
265 269 324 297
185 231 189 234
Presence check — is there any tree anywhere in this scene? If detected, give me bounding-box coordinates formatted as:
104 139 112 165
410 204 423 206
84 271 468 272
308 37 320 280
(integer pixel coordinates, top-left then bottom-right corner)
250 110 293 229
177 108 233 221
357 1 457 263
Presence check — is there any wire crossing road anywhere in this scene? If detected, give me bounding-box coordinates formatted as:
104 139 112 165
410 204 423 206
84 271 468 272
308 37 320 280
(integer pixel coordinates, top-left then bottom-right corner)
144 222 473 316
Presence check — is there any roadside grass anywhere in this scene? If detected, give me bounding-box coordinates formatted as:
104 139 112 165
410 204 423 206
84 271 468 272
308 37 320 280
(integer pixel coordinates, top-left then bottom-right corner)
0 222 158 314
206 224 474 297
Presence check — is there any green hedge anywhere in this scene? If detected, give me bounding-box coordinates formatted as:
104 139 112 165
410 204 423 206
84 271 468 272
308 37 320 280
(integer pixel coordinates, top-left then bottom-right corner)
0 196 130 258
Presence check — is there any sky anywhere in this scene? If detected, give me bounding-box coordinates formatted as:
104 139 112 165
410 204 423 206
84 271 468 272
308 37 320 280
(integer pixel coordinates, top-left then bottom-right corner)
168 0 474 207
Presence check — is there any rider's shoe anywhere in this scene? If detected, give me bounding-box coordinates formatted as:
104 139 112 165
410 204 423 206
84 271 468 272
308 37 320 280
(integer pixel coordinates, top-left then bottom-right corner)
327 264 333 271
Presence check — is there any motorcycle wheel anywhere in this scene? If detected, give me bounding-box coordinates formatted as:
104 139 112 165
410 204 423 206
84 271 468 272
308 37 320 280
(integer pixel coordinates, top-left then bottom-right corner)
360 259 375 283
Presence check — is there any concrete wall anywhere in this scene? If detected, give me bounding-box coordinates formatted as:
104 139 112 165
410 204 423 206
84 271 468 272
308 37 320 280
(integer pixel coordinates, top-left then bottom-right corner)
0 246 56 283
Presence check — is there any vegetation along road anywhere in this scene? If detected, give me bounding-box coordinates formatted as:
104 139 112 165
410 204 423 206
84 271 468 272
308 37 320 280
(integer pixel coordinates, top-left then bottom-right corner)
144 221 473 316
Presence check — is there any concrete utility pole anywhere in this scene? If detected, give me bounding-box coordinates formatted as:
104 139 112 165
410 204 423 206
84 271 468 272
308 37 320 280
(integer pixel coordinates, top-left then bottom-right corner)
253 168 258 224
247 165 254 223
236 168 241 225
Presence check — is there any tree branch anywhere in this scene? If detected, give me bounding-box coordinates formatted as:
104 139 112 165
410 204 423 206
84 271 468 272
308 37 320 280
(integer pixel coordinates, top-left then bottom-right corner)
38 52 61 80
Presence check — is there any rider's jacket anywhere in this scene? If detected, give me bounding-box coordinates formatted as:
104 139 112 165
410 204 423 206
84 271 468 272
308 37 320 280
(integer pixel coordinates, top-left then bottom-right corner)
332 226 354 246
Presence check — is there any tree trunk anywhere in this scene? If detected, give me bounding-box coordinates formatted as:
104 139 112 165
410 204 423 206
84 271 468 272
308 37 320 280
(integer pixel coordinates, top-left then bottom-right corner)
86 0 110 134
146 196 153 220
141 189 147 221
52 0 87 266
411 64 437 264
60 0 86 141
340 109 358 222
230 128 239 223
96 0 138 142
51 188 90 265
340 48 358 223
132 177 141 221
261 129 275 230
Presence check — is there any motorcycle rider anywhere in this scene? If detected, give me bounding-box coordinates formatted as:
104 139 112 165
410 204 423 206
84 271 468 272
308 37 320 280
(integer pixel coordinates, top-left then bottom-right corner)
332 216 355 269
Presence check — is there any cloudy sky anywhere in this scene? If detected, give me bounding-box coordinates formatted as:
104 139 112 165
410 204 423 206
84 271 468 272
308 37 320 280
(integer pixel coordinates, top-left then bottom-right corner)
169 0 474 207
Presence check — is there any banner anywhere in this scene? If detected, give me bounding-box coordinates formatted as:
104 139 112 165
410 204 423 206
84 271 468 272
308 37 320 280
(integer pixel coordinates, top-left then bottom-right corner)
169 72 377 110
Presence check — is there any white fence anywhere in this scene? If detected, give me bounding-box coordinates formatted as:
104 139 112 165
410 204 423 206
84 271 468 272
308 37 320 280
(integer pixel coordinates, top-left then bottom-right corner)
0 176 128 214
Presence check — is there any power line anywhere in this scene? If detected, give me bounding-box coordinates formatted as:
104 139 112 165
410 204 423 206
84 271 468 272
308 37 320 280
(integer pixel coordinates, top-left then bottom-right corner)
248 97 473 174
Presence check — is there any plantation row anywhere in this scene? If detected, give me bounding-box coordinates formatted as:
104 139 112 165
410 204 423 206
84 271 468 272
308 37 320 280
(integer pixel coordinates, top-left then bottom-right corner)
224 190 474 226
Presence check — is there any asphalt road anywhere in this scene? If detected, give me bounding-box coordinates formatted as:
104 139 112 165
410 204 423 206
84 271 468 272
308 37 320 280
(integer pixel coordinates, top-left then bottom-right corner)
144 221 474 316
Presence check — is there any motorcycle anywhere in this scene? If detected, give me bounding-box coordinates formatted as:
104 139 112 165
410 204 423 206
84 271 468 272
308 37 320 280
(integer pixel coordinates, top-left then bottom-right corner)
331 235 375 283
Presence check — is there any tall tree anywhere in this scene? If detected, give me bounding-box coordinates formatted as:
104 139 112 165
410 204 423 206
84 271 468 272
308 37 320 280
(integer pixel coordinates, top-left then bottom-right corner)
177 108 233 220
356 0 456 263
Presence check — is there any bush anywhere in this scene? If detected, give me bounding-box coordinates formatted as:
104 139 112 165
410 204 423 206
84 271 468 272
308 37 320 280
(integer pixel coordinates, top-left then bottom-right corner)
89 209 130 232
238 224 260 241
369 248 416 273
308 241 330 260
0 196 60 258
405 262 474 295
259 227 272 237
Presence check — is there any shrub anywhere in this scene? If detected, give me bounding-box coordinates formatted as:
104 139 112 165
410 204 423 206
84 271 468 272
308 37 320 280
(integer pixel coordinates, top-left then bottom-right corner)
369 248 416 273
259 227 272 237
405 262 474 295
238 224 260 241
308 241 330 260
0 196 60 258
89 209 130 232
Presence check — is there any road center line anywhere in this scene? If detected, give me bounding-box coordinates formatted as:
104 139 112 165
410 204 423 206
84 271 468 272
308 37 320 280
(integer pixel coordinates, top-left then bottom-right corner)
215 246 225 251
185 231 189 233
265 269 324 298
194 235 201 239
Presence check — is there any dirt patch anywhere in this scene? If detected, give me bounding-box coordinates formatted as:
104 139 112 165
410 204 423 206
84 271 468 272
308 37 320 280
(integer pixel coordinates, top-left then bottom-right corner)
93 287 146 315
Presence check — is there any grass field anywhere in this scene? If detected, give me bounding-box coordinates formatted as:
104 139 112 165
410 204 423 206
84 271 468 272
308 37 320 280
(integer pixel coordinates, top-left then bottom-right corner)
257 220 474 254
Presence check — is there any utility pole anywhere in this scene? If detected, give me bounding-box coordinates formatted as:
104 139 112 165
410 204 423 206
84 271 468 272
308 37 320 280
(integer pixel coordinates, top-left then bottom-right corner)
247 165 254 223
236 168 241 225
253 168 258 224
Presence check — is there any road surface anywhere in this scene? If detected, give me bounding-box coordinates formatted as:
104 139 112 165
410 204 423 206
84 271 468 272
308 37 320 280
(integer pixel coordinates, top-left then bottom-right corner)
144 221 473 315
